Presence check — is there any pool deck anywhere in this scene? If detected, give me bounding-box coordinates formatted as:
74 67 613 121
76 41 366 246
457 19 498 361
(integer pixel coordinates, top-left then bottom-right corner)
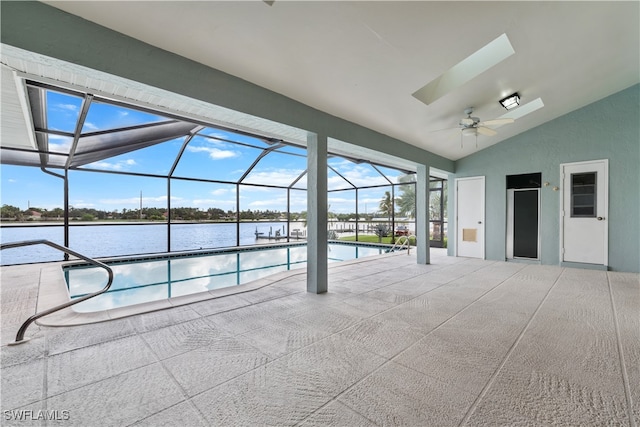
1 249 638 426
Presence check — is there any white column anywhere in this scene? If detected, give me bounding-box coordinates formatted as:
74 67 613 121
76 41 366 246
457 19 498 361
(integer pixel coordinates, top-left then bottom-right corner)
307 132 328 293
416 164 430 264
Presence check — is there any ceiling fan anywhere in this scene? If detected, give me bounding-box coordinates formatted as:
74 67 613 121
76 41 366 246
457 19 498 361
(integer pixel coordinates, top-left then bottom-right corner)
459 107 514 136
452 107 515 148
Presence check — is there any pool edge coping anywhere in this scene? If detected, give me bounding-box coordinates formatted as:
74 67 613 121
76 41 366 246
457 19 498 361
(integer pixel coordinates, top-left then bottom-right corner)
32 248 411 327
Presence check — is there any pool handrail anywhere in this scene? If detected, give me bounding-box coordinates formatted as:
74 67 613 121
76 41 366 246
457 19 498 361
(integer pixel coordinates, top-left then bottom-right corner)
390 234 416 254
0 239 114 345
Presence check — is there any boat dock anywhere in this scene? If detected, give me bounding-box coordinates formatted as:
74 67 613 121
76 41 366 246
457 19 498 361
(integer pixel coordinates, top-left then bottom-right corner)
255 227 306 241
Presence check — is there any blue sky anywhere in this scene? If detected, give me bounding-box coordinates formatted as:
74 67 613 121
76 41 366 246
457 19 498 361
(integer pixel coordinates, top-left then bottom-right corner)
1 90 407 214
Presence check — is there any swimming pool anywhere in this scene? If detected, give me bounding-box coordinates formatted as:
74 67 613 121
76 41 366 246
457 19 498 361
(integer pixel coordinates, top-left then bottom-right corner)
64 242 391 312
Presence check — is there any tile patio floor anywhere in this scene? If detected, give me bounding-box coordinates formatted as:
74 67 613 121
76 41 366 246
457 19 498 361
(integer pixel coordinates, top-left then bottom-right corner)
1 249 638 426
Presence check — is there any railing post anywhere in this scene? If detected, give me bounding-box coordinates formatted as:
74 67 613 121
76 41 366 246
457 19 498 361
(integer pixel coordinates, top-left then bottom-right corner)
1 240 114 345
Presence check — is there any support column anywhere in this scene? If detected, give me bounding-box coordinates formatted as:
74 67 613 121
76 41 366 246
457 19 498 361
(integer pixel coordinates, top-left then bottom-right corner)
63 169 70 261
307 132 328 293
416 164 430 264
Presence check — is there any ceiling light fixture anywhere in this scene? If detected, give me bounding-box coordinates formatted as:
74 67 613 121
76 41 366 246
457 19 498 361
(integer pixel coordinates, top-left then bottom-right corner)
499 97 544 120
460 127 479 149
499 93 520 110
461 128 477 137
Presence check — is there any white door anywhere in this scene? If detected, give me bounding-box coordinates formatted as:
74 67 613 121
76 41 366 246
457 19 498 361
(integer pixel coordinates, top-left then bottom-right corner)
561 159 608 266
456 176 485 258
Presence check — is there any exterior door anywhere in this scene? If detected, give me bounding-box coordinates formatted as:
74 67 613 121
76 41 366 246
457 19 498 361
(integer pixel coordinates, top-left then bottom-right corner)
507 189 540 259
456 176 485 258
561 159 608 266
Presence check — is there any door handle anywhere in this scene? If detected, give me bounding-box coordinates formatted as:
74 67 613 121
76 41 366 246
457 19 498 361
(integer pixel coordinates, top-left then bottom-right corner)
597 217 605 221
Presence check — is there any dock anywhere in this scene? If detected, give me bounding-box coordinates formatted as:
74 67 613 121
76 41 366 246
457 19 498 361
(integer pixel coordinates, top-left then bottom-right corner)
255 228 306 241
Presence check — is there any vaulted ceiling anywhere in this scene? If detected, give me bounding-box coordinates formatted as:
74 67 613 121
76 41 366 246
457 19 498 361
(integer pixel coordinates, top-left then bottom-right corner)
20 1 640 160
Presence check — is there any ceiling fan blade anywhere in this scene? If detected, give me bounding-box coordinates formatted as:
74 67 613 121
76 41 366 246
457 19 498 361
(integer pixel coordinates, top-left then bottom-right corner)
479 118 514 127
430 126 459 133
477 126 497 136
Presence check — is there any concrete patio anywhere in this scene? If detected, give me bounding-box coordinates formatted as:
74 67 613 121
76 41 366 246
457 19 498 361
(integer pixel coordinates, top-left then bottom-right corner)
1 249 638 426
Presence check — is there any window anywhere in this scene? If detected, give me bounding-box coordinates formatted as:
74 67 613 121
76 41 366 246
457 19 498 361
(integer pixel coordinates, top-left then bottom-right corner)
571 172 596 217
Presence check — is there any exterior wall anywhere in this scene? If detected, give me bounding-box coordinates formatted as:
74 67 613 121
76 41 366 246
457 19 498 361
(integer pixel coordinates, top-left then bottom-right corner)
449 85 640 272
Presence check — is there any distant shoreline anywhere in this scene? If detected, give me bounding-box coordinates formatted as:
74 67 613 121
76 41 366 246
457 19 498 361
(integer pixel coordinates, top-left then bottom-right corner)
0 220 295 227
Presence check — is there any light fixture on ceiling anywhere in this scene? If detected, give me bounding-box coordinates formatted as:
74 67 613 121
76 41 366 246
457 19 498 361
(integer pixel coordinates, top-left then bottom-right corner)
460 127 479 149
461 128 477 137
499 92 520 110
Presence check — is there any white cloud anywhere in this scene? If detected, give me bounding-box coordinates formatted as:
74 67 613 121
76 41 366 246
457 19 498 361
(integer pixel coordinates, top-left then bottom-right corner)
336 164 388 187
199 136 236 150
243 169 304 187
326 160 406 186
55 103 78 112
88 159 137 171
248 197 287 208
48 135 73 153
327 196 359 214
187 145 238 160
291 175 307 189
211 188 236 196
83 121 99 131
238 186 271 193
328 175 349 188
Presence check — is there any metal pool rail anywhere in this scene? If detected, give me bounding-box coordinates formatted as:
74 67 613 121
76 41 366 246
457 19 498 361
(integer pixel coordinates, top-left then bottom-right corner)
0 240 114 345
389 235 416 254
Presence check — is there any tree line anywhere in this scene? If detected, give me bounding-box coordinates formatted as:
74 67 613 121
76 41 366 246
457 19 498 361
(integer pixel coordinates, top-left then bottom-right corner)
1 181 432 223
0 205 301 222
0 203 392 223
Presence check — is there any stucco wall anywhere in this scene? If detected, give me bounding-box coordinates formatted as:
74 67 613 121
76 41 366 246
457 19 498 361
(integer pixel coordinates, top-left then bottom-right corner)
449 85 640 272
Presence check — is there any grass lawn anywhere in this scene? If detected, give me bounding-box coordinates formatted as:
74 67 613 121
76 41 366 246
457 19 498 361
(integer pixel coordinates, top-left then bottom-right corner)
338 235 447 248
338 235 417 245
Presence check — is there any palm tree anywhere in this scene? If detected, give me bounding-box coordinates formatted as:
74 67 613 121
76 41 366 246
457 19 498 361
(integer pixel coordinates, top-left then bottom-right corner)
396 175 416 219
429 179 448 221
379 191 393 227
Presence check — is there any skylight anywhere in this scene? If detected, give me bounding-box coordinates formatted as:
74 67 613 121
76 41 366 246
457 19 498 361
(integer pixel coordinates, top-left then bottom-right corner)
412 33 515 106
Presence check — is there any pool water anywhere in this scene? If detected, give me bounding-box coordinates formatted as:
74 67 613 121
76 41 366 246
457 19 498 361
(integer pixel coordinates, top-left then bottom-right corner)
64 243 389 312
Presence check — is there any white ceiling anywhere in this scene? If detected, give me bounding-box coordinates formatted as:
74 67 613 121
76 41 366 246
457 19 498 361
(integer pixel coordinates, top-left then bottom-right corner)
34 1 640 161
